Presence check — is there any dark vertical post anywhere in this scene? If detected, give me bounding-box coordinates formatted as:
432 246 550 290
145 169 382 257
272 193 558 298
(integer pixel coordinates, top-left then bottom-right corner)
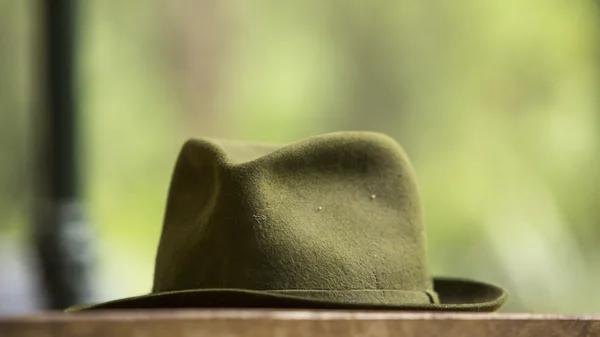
34 0 95 310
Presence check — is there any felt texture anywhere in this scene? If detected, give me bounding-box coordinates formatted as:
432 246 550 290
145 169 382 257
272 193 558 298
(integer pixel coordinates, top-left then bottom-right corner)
71 131 507 311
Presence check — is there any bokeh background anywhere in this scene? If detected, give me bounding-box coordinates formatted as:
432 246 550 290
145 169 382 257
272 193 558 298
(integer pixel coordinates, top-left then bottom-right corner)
1 0 599 315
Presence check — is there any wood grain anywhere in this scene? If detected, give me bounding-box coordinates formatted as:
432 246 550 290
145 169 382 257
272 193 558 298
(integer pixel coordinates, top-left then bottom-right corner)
1 310 599 337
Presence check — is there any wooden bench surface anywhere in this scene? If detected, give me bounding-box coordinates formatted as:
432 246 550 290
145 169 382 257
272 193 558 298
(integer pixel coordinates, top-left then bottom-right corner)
1 310 599 337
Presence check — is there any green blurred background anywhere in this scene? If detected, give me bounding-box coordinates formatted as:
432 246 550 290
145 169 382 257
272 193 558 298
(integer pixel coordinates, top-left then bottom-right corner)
0 0 599 314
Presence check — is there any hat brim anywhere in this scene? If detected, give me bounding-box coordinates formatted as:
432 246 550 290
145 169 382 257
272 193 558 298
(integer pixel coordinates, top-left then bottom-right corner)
67 277 507 312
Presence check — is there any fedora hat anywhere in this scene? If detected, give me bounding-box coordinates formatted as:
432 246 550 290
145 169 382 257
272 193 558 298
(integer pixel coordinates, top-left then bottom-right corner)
70 131 507 311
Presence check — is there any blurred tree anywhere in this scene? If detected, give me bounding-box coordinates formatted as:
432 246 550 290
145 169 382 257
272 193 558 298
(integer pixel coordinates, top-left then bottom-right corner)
31 0 96 310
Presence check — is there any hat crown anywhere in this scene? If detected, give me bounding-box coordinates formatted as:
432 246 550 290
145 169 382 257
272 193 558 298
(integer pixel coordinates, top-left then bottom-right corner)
152 132 433 298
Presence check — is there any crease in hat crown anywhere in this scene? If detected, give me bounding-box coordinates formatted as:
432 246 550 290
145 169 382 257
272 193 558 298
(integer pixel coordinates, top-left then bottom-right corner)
152 131 436 303
69 131 508 311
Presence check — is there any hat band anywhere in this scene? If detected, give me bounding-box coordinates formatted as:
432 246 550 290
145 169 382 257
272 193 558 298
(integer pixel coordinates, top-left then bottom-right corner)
267 289 439 306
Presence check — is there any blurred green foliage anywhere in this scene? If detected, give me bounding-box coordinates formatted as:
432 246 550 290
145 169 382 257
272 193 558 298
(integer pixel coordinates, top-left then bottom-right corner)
0 0 598 313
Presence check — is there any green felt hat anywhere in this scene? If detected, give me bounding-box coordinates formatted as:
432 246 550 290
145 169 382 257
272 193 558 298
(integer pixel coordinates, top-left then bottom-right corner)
70 131 507 312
